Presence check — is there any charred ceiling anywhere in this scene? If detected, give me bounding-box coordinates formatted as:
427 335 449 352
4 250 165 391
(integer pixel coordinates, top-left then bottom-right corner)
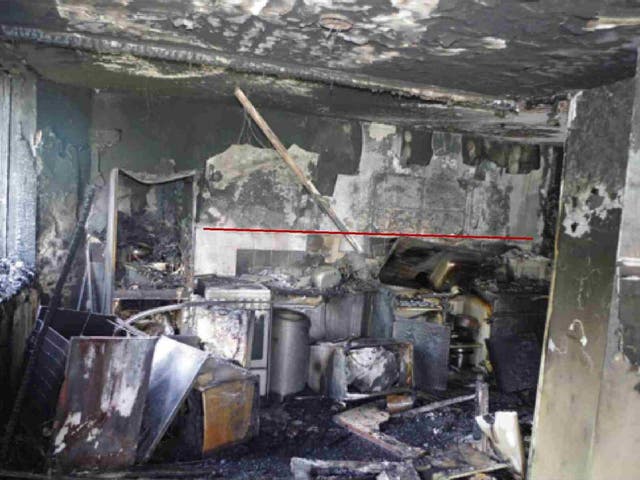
0 41 567 143
1 1 640 142
2 0 640 97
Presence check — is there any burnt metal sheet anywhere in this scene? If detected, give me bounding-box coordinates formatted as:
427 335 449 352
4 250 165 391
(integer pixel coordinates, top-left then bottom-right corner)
52 337 156 471
22 307 134 436
393 318 450 392
136 336 208 463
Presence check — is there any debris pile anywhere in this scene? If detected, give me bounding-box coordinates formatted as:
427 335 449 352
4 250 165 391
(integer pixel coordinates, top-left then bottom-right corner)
117 212 185 289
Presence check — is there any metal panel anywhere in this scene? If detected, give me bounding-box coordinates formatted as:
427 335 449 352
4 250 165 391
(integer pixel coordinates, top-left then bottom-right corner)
136 336 208 463
589 59 640 479
52 337 156 471
393 319 450 391
325 293 367 340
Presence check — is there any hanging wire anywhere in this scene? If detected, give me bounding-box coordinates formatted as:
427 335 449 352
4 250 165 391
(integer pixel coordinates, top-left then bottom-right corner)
235 106 271 150
236 109 249 144
249 122 269 149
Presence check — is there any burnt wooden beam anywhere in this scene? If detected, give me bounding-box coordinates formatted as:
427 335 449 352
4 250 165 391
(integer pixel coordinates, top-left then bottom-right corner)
234 87 364 253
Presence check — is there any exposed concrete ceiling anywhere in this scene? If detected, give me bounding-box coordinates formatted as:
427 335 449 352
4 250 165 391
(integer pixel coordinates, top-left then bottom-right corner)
3 0 640 97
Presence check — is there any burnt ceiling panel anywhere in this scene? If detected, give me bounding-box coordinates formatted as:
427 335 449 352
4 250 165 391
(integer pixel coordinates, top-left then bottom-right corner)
2 0 640 97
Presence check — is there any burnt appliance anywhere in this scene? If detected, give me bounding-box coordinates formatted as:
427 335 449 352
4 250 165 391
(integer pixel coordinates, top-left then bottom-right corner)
166 357 259 460
274 292 372 343
103 169 198 314
183 277 272 395
308 338 413 402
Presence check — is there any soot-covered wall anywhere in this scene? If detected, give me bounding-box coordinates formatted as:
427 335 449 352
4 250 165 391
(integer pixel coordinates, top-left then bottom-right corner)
36 80 91 304
37 85 562 297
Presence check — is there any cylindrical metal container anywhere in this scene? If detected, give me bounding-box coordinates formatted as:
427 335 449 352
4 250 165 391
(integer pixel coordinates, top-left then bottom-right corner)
269 309 311 398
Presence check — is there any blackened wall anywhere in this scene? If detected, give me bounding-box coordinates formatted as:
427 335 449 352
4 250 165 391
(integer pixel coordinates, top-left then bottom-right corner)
91 92 362 196
35 83 563 299
36 79 91 304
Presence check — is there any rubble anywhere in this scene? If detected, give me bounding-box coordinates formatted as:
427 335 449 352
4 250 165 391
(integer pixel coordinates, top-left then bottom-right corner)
333 403 425 460
116 211 186 290
476 412 525 476
4 161 548 480
290 457 420 480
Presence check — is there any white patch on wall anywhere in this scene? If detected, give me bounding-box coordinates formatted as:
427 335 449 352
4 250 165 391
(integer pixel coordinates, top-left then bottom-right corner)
562 182 621 238
98 342 143 418
568 91 583 129
217 0 269 16
330 45 401 67
367 123 397 142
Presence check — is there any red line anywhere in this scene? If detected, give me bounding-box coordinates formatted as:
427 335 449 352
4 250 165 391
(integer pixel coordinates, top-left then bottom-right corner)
202 226 533 242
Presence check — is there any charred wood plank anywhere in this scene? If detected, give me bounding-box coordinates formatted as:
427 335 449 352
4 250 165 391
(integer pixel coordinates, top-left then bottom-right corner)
333 404 424 460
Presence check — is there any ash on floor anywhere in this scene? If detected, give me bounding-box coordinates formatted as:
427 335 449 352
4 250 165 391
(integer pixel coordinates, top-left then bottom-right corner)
383 402 477 453
200 397 396 479
159 387 534 479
